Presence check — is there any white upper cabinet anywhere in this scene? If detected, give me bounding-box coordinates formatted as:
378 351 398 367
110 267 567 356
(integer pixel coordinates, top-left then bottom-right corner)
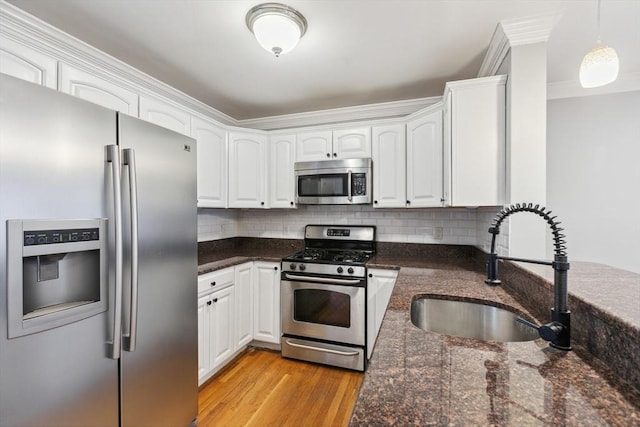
332 127 371 159
228 130 268 208
295 130 332 162
192 116 227 208
139 94 191 136
443 75 506 207
371 124 406 208
0 37 57 88
269 134 296 208
406 108 443 208
295 127 371 162
59 63 138 116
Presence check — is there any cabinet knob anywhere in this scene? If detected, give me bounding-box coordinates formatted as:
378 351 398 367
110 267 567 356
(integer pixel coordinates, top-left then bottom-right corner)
368 273 373 278
206 300 212 306
211 281 216 287
406 200 411 205
260 201 264 206
274 266 278 270
333 153 337 157
374 200 378 205
212 298 218 303
326 153 331 158
290 201 294 206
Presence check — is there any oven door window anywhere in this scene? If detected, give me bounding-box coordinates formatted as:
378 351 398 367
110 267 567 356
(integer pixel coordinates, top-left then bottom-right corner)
298 174 348 197
293 289 350 328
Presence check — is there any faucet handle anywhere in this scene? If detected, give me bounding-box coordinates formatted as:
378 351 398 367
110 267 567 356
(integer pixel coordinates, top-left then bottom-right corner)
516 317 566 343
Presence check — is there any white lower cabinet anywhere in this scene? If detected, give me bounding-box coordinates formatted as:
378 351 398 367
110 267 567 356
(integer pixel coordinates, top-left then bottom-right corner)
197 267 235 385
253 262 281 344
366 269 398 359
198 261 282 384
234 262 254 349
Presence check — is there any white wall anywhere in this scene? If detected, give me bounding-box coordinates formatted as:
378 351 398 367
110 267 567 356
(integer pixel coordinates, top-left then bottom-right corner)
547 91 640 273
197 208 238 242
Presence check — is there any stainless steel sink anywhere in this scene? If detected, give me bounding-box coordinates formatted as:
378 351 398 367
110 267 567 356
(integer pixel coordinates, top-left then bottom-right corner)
410 297 540 342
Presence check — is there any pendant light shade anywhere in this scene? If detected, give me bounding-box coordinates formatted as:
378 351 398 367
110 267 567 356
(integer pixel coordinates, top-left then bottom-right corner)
246 3 307 58
579 43 619 88
579 0 619 88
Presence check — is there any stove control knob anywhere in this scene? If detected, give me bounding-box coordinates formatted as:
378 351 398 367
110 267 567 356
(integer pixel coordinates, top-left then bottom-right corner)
337 267 344 274
299 264 306 271
289 263 296 270
347 267 354 274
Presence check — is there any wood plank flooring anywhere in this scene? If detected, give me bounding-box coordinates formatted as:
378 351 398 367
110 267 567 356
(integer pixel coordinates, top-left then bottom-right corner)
198 348 364 426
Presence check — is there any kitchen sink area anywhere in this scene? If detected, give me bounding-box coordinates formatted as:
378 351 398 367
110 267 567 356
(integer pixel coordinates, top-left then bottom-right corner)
410 297 540 342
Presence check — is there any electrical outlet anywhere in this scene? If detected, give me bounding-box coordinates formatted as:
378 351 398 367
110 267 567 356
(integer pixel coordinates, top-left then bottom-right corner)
434 227 443 240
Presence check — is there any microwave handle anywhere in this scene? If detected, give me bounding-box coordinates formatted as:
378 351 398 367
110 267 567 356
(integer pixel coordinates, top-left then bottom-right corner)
347 170 352 202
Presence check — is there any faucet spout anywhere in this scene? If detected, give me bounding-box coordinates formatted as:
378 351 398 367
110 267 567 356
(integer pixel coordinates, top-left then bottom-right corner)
485 203 571 351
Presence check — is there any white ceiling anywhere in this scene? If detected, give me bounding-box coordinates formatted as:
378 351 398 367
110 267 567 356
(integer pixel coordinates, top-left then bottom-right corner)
6 0 640 120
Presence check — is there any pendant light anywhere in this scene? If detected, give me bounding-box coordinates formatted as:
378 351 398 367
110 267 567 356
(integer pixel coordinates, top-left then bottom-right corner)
246 3 307 58
579 0 619 88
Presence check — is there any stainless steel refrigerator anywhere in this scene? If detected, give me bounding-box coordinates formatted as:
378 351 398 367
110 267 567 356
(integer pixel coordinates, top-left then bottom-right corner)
0 74 198 426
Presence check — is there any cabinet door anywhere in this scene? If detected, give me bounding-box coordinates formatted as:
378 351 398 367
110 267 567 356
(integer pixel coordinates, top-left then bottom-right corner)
253 262 281 344
228 131 268 208
0 37 57 88
372 124 406 208
333 127 371 159
139 94 191 136
234 263 253 349
59 63 139 116
210 286 235 371
269 134 296 208
445 77 506 206
192 117 227 208
295 130 332 162
406 109 443 207
197 294 210 383
366 269 398 359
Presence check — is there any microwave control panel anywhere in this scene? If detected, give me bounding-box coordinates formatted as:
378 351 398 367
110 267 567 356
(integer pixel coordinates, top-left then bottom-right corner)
352 173 367 196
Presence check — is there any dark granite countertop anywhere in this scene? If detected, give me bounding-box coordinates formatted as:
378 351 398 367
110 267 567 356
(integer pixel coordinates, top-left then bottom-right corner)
350 262 640 426
197 238 640 425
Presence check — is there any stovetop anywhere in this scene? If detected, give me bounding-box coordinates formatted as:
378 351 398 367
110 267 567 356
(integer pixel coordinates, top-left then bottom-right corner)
284 248 373 265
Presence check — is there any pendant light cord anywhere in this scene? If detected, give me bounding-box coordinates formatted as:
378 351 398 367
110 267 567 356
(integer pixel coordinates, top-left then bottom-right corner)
597 0 602 43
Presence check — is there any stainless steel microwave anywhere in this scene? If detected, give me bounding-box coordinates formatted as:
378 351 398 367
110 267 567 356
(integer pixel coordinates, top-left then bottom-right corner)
295 158 372 205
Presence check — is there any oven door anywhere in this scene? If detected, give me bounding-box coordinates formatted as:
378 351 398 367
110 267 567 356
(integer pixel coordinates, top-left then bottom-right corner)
281 274 365 346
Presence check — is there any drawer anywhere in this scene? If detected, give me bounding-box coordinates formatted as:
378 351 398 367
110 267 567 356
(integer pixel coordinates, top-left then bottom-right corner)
198 267 234 294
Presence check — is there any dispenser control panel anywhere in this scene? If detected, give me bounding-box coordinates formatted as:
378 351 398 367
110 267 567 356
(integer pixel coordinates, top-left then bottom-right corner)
23 228 100 246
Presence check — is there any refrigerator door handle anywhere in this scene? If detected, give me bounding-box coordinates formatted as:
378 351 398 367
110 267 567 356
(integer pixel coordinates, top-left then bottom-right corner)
122 148 139 352
106 145 123 360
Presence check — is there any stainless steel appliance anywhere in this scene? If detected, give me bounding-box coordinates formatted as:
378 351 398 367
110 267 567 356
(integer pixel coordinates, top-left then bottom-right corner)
0 74 198 426
295 158 372 205
281 225 375 371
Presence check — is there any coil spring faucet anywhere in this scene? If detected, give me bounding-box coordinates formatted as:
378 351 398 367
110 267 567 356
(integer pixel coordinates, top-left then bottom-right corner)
486 203 571 351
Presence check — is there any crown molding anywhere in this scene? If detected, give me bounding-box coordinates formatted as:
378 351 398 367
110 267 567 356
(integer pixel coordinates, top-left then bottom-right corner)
478 12 562 78
0 1 237 126
236 96 442 131
547 72 640 100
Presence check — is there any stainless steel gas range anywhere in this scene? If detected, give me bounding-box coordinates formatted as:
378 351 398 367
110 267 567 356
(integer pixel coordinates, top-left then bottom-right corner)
280 225 375 371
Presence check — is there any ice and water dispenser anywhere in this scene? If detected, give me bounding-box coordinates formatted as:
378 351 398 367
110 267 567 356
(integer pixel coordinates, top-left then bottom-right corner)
7 219 107 338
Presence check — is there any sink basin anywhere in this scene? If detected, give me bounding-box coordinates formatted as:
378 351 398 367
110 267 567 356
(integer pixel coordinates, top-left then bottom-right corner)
410 297 540 342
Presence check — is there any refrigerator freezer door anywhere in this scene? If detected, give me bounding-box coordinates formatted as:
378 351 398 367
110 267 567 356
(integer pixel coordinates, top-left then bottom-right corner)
0 74 119 425
117 114 198 426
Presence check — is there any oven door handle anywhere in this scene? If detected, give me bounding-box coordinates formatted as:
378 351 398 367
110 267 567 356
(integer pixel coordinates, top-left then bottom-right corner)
285 339 360 357
284 273 362 285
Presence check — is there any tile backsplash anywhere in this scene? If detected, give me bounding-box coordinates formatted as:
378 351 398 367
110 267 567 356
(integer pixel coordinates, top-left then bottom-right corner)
198 205 508 253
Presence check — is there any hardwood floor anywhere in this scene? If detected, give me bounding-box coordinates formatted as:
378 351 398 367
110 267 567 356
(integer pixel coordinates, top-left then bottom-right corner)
198 348 364 426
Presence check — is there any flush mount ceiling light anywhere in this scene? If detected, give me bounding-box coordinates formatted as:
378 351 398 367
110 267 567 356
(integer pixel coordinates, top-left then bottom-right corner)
246 3 307 58
579 0 619 88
